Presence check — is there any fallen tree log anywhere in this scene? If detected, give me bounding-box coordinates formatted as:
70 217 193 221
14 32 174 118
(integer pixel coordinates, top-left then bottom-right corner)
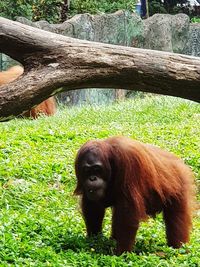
0 17 200 121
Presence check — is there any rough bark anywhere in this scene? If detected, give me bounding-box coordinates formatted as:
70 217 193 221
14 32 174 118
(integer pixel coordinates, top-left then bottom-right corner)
0 17 200 121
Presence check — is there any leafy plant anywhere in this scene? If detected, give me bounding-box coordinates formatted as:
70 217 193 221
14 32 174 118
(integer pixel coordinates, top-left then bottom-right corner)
191 16 200 23
0 0 136 23
70 0 136 16
0 0 64 23
148 0 189 16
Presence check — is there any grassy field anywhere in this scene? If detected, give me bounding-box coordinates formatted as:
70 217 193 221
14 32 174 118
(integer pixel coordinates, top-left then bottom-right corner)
0 96 199 266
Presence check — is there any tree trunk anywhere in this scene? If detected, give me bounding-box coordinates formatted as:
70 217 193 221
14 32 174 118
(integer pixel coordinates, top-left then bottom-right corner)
0 17 200 121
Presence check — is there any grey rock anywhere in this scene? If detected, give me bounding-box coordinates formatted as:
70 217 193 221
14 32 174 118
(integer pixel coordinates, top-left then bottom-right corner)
184 23 200 57
142 14 190 53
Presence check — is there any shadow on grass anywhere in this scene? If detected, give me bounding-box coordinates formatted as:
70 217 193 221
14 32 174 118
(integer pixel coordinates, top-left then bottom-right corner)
50 231 168 256
54 233 116 255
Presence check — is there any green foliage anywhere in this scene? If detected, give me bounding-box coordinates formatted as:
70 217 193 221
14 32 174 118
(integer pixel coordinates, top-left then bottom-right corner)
148 0 189 16
148 0 167 15
191 16 200 23
0 96 199 265
0 0 64 23
70 0 136 16
0 0 136 23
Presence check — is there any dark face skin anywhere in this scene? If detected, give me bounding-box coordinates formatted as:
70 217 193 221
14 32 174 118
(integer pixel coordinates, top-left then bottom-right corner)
80 150 110 202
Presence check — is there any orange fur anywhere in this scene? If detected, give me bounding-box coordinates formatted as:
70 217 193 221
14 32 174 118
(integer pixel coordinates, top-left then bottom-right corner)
0 65 56 118
0 65 24 85
75 136 196 255
22 96 57 119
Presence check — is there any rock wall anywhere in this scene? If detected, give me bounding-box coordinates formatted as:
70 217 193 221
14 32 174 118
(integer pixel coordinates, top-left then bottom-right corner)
141 14 190 53
1 11 200 105
184 23 200 56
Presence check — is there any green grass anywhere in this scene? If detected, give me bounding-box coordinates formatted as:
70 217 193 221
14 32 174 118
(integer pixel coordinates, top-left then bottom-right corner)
0 95 199 266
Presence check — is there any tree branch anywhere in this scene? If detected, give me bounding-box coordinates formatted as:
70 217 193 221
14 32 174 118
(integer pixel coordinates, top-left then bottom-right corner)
0 17 200 121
